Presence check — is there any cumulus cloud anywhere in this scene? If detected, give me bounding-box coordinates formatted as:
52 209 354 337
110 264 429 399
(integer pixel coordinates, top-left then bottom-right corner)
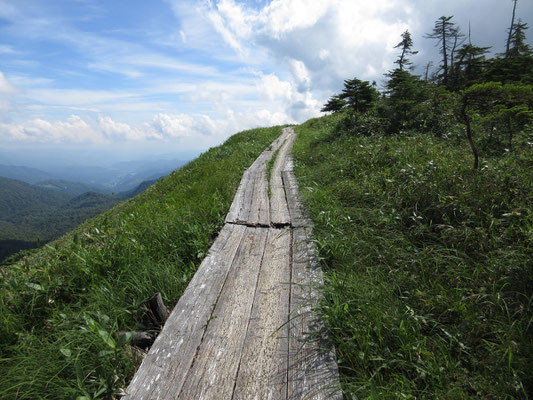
206 0 411 86
186 0 414 123
0 108 293 147
0 115 101 144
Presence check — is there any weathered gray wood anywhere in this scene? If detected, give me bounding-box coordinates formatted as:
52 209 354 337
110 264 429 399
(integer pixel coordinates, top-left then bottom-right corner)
226 127 291 226
225 169 251 223
281 166 309 228
247 166 270 226
124 223 246 399
232 228 291 400
288 228 343 399
177 227 269 399
126 125 342 400
270 128 295 226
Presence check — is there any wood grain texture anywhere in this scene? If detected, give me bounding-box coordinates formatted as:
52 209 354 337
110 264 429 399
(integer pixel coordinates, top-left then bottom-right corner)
232 228 291 400
226 127 290 226
177 226 269 400
124 223 246 399
288 228 343 400
269 128 295 226
125 126 342 400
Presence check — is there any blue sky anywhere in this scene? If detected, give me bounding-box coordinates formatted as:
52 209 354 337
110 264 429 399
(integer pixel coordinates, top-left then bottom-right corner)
1 0 532 165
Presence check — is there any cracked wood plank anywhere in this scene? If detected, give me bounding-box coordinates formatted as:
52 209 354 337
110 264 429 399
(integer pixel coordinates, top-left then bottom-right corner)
177 227 269 400
123 223 246 399
226 128 290 226
269 128 295 226
288 227 343 400
232 228 291 400
125 126 342 400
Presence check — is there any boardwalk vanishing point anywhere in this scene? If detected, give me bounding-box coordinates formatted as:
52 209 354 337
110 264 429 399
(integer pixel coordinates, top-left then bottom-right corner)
124 127 342 399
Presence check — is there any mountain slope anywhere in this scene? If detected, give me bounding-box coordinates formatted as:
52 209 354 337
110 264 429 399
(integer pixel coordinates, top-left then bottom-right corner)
0 164 54 184
33 179 109 196
0 176 70 222
0 126 283 399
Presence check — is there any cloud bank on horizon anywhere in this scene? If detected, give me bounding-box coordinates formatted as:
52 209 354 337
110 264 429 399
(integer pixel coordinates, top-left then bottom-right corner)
1 0 532 156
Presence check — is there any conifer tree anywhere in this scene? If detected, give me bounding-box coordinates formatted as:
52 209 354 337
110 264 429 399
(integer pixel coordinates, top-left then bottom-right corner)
321 95 346 113
394 30 418 71
425 16 460 86
508 19 532 57
453 43 491 88
339 78 378 114
505 0 518 57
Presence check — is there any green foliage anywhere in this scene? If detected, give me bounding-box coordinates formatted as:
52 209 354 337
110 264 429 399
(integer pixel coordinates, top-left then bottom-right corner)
424 16 460 86
0 126 282 399
293 115 533 399
461 82 533 155
384 69 425 133
322 78 378 115
321 94 347 113
508 20 532 58
452 44 491 89
340 78 379 114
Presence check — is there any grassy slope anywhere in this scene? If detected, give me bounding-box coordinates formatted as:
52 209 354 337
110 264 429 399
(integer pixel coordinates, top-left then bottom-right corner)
0 126 282 400
292 114 532 399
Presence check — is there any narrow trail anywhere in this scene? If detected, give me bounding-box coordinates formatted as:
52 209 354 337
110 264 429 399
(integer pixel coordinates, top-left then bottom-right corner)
125 127 342 399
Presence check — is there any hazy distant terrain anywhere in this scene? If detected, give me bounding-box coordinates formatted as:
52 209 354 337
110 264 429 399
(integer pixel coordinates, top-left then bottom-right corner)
0 156 187 262
0 158 187 193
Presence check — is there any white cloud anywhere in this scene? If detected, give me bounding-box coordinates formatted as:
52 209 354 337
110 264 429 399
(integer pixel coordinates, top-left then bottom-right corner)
179 30 187 43
0 71 19 117
150 113 214 138
2 0 532 158
258 73 292 101
0 115 101 144
288 59 311 91
0 45 18 54
0 71 17 95
98 115 148 141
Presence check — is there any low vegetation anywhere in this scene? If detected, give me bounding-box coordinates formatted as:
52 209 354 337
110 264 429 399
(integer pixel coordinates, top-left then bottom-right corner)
0 126 282 399
293 114 532 398
293 11 532 398
2 6 532 400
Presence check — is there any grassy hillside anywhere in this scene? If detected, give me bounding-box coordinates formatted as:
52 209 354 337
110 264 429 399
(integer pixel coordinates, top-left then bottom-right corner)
0 126 282 399
292 113 532 399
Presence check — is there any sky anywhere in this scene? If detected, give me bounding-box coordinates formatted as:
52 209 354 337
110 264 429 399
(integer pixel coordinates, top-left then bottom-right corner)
1 0 532 166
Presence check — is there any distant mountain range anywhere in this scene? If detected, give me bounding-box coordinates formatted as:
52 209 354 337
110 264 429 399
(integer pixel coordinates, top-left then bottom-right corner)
0 157 189 262
0 158 186 193
0 164 178 262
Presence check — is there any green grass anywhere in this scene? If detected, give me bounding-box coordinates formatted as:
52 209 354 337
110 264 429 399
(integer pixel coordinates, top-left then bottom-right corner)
0 126 282 399
292 114 533 399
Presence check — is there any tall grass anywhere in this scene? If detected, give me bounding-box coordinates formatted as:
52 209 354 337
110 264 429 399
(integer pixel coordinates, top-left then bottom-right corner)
0 126 282 399
292 114 532 399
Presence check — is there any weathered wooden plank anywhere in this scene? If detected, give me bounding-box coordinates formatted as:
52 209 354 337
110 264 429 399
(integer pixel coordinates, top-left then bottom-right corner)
177 226 269 400
227 127 292 226
227 152 270 225
232 228 291 400
288 227 343 400
248 167 271 226
225 168 253 224
270 128 295 226
124 223 247 399
281 164 310 228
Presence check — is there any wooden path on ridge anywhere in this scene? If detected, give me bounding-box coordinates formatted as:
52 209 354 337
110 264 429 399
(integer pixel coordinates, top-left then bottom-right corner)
125 127 342 399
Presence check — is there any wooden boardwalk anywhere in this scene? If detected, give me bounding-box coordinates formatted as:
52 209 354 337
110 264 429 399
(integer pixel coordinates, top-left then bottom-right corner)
125 127 342 399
